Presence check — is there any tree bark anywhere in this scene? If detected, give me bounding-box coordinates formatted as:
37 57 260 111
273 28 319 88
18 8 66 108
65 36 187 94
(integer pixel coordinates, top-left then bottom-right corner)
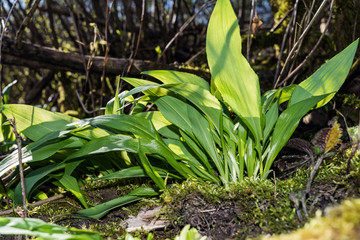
1 36 173 75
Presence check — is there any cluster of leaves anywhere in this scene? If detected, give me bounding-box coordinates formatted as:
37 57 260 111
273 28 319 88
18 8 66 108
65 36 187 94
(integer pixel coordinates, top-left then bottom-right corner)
0 0 358 222
0 217 205 240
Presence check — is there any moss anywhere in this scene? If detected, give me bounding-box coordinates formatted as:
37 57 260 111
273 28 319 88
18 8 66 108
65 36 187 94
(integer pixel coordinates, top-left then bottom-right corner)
260 198 360 240
160 178 302 239
335 94 360 124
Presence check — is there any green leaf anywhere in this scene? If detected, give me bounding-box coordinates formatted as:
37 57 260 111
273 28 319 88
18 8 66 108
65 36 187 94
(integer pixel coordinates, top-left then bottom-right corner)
142 70 210 91
0 217 103 240
2 80 17 104
264 94 328 178
105 76 121 115
289 39 359 108
206 0 262 144
30 137 82 162
65 135 138 161
94 166 181 181
165 83 222 132
138 139 165 190
0 146 33 177
73 115 159 140
121 77 170 97
77 187 158 219
14 163 66 205
1 104 77 141
156 96 194 135
135 111 180 139
58 160 88 208
263 101 279 143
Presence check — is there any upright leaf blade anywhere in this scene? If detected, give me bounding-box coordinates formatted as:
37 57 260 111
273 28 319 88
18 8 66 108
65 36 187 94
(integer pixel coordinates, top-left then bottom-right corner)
289 39 359 108
264 95 328 178
206 0 262 144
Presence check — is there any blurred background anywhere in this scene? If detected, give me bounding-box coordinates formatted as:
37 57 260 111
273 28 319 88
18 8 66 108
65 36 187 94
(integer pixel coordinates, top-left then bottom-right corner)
0 0 359 118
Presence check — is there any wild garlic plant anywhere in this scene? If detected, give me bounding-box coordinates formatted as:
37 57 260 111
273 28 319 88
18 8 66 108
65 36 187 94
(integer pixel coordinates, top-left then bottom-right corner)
0 0 358 218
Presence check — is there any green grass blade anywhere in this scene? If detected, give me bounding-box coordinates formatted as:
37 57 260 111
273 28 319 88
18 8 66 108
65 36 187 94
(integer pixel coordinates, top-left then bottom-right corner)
206 0 262 144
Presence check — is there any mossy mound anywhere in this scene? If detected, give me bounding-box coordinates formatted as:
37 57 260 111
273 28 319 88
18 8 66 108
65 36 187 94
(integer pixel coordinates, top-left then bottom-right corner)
261 198 360 240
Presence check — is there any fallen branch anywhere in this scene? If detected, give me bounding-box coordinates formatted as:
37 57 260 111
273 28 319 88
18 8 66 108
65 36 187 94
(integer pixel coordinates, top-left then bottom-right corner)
1 36 173 75
0 194 65 216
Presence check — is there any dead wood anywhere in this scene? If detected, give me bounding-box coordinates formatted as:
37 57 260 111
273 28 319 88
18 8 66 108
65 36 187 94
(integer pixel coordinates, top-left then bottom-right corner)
1 36 173 76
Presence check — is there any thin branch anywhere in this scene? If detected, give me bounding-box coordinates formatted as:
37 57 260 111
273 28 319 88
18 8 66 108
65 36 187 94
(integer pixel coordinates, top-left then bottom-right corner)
185 47 205 65
0 194 65 216
158 0 214 62
353 0 360 41
0 0 19 103
9 118 27 218
15 0 41 48
125 0 146 75
273 0 299 87
246 0 255 61
269 7 293 33
76 90 105 114
278 0 334 86
100 0 114 107
274 0 328 88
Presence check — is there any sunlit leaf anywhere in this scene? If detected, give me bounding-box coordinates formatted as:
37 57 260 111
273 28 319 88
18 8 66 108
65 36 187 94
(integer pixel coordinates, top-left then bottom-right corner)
206 0 262 145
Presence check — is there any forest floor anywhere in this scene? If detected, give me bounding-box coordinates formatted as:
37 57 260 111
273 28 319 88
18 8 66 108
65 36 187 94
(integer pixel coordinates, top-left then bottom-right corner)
2 146 358 240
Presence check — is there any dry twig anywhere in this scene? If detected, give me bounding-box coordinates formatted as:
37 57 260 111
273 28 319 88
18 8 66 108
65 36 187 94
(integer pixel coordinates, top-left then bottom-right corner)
8 117 27 218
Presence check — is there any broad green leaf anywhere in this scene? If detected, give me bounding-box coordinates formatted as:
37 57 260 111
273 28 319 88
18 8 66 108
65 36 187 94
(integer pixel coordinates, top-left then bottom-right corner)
93 166 181 181
289 39 359 108
59 160 87 208
0 146 32 177
0 217 103 240
121 77 169 97
156 96 194 135
135 111 180 139
30 137 82 162
138 140 165 190
263 101 279 143
14 163 66 205
77 187 158 219
206 0 262 144
264 94 328 177
166 83 222 132
65 135 138 161
142 70 210 91
72 115 159 140
1 104 78 141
